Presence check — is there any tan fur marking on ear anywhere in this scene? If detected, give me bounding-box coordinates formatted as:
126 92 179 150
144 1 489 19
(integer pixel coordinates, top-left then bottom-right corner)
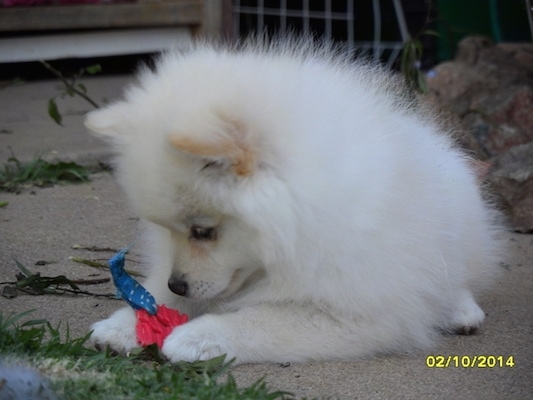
168 136 225 158
168 118 256 177
221 116 256 177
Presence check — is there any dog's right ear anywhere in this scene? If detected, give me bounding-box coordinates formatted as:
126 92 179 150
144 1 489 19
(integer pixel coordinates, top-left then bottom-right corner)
168 114 257 177
84 103 129 138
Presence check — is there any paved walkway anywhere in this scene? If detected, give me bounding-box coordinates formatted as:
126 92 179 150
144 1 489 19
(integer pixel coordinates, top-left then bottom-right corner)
0 78 532 399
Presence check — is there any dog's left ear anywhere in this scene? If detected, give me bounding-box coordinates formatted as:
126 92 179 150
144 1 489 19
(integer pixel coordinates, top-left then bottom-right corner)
84 102 131 139
168 114 257 177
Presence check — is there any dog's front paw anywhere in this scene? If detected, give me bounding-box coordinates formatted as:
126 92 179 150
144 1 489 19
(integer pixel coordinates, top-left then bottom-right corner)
161 315 234 363
90 307 138 354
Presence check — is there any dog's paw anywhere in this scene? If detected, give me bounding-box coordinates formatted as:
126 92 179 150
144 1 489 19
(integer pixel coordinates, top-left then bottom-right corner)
449 293 486 335
161 315 234 363
89 307 138 354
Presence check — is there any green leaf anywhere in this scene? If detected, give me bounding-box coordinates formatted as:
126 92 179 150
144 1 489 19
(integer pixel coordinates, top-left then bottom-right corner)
400 38 427 94
196 353 227 372
0 309 37 330
20 318 49 327
417 71 428 93
0 201 8 208
45 161 90 183
175 354 228 376
77 83 87 94
84 64 102 75
129 344 167 363
423 29 440 37
13 258 34 278
48 98 62 125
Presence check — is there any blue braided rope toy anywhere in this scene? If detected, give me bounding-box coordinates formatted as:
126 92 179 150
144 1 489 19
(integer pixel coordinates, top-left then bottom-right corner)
108 247 157 315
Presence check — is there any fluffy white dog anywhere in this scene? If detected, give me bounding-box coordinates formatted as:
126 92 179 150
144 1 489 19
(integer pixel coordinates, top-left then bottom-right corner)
85 38 503 364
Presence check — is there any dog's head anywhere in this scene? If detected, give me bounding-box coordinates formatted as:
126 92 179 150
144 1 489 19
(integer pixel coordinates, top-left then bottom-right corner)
83 67 295 300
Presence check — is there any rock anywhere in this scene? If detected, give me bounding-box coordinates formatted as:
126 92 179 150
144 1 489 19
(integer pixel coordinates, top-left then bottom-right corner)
0 363 57 400
426 36 533 158
465 86 533 156
487 142 533 233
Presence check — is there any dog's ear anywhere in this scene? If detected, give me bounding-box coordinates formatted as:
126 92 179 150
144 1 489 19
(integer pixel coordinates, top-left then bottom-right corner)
84 102 129 138
168 114 257 177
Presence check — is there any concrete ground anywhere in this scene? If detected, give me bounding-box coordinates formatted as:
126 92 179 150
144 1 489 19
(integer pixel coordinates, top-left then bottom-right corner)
0 77 532 399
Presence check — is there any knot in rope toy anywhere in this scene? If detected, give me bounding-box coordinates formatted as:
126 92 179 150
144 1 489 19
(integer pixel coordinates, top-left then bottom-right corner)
109 247 188 348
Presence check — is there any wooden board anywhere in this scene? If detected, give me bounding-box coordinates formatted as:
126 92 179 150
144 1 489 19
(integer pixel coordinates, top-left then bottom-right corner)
0 1 203 31
0 27 193 62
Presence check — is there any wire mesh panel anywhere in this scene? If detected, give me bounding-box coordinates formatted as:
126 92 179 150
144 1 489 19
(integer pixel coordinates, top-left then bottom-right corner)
233 0 409 66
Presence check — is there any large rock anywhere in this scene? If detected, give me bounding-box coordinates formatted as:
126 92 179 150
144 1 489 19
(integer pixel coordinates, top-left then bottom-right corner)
426 36 533 158
425 36 533 232
487 142 533 233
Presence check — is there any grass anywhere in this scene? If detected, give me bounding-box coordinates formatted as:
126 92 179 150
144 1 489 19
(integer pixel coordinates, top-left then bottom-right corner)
0 154 89 191
0 311 292 399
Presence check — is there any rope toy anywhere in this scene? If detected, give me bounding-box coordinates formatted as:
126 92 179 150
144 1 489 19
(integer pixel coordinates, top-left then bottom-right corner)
109 248 188 348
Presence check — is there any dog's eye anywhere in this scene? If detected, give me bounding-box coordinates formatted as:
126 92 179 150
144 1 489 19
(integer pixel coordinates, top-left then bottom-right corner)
190 225 217 241
201 161 222 171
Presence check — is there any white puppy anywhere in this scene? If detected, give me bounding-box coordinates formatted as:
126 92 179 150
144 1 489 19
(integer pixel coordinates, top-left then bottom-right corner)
85 38 503 364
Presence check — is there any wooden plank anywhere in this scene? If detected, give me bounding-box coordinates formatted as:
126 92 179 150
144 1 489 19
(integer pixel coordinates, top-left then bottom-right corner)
194 0 223 38
0 1 203 31
0 27 193 62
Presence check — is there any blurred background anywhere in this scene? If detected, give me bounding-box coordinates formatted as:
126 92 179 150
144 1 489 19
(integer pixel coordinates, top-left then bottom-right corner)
0 0 531 79
1 1 533 231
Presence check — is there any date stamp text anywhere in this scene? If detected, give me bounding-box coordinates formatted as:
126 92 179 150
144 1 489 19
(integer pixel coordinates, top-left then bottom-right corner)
426 355 515 368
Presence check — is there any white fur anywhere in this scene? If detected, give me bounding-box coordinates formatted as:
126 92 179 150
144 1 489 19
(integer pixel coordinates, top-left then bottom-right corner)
86 39 503 364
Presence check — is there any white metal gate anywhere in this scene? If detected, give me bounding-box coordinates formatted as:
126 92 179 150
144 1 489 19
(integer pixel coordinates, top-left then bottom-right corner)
232 0 410 66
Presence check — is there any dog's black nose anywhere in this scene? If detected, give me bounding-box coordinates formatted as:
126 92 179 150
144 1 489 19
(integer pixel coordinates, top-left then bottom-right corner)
168 277 188 296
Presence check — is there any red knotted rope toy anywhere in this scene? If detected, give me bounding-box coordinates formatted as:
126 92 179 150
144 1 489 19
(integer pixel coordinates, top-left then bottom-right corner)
109 248 188 347
135 306 189 348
